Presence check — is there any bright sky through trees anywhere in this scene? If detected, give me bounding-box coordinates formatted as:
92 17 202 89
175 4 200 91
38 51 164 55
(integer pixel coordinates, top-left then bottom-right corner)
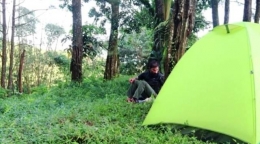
198 0 246 37
7 0 246 50
4 0 96 50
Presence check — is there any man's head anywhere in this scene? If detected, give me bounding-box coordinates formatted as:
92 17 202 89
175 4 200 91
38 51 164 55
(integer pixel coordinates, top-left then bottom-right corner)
149 60 159 74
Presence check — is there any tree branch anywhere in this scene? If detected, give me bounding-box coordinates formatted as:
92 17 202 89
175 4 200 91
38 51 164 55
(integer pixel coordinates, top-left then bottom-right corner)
15 8 48 19
16 0 25 7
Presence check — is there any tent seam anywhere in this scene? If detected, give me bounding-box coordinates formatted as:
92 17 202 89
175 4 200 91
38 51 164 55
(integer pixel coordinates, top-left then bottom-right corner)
244 23 257 144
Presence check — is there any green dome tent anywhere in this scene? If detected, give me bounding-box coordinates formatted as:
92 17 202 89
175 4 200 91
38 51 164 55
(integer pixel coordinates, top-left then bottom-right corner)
143 22 260 144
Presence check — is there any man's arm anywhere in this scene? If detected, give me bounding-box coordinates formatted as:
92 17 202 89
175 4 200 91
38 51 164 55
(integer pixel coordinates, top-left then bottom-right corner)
129 72 145 83
129 77 137 83
159 73 165 85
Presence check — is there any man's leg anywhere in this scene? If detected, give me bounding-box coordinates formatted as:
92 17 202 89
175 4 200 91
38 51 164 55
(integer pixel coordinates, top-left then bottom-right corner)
127 80 139 98
142 81 157 98
130 80 156 99
126 80 156 102
127 80 146 99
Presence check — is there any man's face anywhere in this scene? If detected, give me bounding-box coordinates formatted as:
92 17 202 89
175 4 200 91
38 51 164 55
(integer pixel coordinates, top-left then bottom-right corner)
150 66 159 74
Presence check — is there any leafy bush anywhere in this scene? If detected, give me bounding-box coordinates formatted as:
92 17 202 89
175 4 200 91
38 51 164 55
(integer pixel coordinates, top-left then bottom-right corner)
0 87 8 99
30 85 49 95
54 54 70 68
119 27 153 75
82 57 106 78
62 24 106 60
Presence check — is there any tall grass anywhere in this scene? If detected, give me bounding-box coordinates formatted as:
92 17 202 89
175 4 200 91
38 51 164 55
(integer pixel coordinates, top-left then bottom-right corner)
0 76 240 143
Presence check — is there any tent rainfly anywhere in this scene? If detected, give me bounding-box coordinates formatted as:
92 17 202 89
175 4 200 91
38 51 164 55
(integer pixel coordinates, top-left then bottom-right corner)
143 22 260 144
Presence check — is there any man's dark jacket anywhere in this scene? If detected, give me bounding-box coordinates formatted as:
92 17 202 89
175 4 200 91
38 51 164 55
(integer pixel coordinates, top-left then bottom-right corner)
138 71 164 94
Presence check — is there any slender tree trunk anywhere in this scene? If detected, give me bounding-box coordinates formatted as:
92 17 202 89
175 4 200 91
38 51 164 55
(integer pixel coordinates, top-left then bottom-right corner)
1 0 7 88
37 25 44 86
243 0 252 21
8 0 16 90
163 10 174 78
255 0 260 23
149 0 166 72
104 1 120 80
158 0 173 77
153 0 165 53
171 0 197 72
224 0 230 24
211 0 219 27
18 49 25 93
71 0 83 82
17 0 22 91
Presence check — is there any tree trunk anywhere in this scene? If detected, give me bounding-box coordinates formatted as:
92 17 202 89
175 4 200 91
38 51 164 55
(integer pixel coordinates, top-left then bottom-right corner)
224 0 230 24
153 0 165 53
243 0 252 22
18 50 25 93
255 0 260 23
1 0 7 88
71 0 83 82
149 0 166 70
163 11 174 78
211 0 219 27
104 1 120 80
171 0 197 71
8 0 16 90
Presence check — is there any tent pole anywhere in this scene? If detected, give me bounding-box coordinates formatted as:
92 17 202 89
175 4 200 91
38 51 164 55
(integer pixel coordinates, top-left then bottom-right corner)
225 24 230 33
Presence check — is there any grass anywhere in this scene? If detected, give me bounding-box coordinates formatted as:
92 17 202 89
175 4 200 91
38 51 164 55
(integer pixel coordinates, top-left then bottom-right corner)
0 76 241 144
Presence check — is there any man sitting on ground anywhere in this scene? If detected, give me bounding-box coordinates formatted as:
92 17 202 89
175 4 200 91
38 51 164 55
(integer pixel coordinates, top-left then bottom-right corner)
126 60 165 103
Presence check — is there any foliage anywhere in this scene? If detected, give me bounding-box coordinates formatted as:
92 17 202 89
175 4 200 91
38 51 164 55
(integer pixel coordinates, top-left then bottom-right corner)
16 6 38 37
0 87 8 99
30 85 49 95
59 0 90 11
135 0 210 72
82 57 106 78
62 24 106 59
1 39 105 94
0 41 67 94
0 76 245 143
53 54 71 81
45 23 65 49
15 45 67 92
119 27 153 75
193 0 211 33
133 0 210 33
82 24 106 59
88 0 154 33
54 54 70 68
119 0 155 33
53 51 106 80
187 33 199 49
59 0 73 11
88 0 110 26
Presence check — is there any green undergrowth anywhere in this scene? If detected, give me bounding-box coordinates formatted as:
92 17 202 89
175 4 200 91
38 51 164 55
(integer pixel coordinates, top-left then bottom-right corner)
0 76 243 144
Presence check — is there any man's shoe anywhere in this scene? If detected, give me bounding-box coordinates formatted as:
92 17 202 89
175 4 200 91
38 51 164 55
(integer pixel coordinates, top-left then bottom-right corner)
144 97 153 102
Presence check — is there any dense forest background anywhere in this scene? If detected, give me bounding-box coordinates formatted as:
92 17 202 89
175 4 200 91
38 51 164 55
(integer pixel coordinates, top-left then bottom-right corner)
0 0 258 143
0 0 258 92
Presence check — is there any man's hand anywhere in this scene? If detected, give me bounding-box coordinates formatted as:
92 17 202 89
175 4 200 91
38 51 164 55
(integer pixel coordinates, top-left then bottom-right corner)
129 78 136 83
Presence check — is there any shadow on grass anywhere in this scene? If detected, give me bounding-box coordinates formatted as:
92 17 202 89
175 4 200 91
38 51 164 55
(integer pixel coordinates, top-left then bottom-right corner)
147 124 246 144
